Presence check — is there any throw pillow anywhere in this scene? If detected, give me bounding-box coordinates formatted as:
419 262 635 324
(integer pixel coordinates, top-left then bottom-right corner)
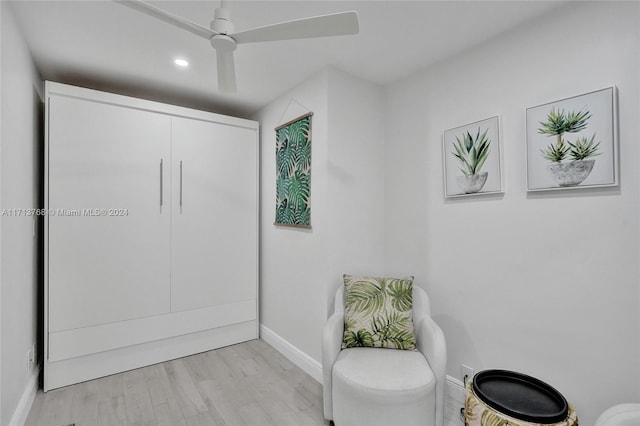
342 274 416 350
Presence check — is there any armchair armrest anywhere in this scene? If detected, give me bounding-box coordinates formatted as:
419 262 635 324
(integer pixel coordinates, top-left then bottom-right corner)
321 311 343 421
416 315 447 426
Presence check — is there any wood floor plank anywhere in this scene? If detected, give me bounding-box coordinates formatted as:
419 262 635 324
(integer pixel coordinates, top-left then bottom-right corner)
143 363 177 408
183 410 225 426
94 373 128 426
282 368 324 408
216 346 249 379
257 394 313 426
229 340 257 360
122 368 157 426
70 380 100 426
196 379 239 425
301 403 329 426
144 376 188 426
244 353 315 413
238 401 276 426
26 340 330 426
97 394 128 426
153 399 188 426
182 352 215 383
203 349 237 383
299 374 323 402
162 358 209 417
34 385 75 426
224 344 261 377
95 372 125 399
249 339 297 373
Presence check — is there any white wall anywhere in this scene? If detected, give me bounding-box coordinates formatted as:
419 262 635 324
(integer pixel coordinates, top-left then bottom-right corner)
384 2 639 425
255 67 385 367
326 68 386 312
1 2 42 425
255 69 331 365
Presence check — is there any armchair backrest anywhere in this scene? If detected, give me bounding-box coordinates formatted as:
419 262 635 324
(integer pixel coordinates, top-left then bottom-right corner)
334 284 432 323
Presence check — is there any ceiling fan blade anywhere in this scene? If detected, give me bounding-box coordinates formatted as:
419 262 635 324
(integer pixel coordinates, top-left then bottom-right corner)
217 50 237 93
232 11 359 44
115 0 217 40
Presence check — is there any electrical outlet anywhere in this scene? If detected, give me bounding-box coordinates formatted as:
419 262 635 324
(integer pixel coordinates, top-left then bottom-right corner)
461 364 474 387
26 349 32 372
26 343 36 372
30 343 36 365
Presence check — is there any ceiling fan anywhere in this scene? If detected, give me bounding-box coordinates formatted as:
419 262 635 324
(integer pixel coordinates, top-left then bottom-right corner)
115 0 360 93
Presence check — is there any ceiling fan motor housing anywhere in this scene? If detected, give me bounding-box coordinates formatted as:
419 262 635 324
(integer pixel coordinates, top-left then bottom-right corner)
211 7 234 35
210 34 236 52
210 8 237 52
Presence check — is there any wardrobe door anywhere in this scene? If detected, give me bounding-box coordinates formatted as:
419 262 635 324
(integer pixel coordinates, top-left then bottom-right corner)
171 117 258 313
48 96 171 332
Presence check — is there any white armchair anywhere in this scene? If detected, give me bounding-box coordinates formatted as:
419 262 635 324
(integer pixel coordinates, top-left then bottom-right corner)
322 285 447 426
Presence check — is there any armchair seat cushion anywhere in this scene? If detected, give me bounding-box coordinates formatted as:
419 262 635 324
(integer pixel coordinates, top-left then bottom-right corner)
332 348 436 425
333 348 435 395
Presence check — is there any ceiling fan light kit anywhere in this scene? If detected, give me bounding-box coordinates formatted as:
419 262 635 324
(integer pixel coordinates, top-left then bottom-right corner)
116 0 359 93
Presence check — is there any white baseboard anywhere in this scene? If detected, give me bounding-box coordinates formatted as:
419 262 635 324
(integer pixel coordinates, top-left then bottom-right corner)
445 375 465 426
259 324 323 383
8 365 40 426
447 375 465 404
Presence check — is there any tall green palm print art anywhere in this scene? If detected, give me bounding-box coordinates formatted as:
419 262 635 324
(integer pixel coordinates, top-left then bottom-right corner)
275 113 312 227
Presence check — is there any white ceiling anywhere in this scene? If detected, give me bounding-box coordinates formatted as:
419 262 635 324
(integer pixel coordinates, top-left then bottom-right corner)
9 0 566 117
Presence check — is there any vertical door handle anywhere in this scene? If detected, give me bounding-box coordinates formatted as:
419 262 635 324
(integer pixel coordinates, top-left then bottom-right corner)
160 159 164 210
179 160 183 210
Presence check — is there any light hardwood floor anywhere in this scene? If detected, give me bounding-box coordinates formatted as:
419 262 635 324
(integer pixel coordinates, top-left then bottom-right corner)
26 339 328 426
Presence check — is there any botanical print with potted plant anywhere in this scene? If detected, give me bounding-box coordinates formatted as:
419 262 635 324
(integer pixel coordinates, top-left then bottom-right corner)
274 112 312 228
526 87 617 191
443 116 502 197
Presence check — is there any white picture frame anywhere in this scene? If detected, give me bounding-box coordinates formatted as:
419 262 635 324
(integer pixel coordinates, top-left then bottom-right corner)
443 116 503 198
526 87 618 191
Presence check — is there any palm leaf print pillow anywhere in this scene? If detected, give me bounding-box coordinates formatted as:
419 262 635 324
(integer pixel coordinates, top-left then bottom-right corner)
342 274 416 350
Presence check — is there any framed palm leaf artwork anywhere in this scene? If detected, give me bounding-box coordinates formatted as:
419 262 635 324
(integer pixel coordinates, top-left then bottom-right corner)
275 112 312 228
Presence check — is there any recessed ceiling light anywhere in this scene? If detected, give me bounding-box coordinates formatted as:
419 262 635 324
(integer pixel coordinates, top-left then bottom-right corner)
174 58 189 67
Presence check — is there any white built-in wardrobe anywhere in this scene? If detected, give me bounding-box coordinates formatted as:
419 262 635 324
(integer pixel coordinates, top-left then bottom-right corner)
43 82 259 391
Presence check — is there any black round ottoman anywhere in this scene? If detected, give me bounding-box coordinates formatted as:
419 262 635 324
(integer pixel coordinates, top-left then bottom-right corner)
464 370 578 426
